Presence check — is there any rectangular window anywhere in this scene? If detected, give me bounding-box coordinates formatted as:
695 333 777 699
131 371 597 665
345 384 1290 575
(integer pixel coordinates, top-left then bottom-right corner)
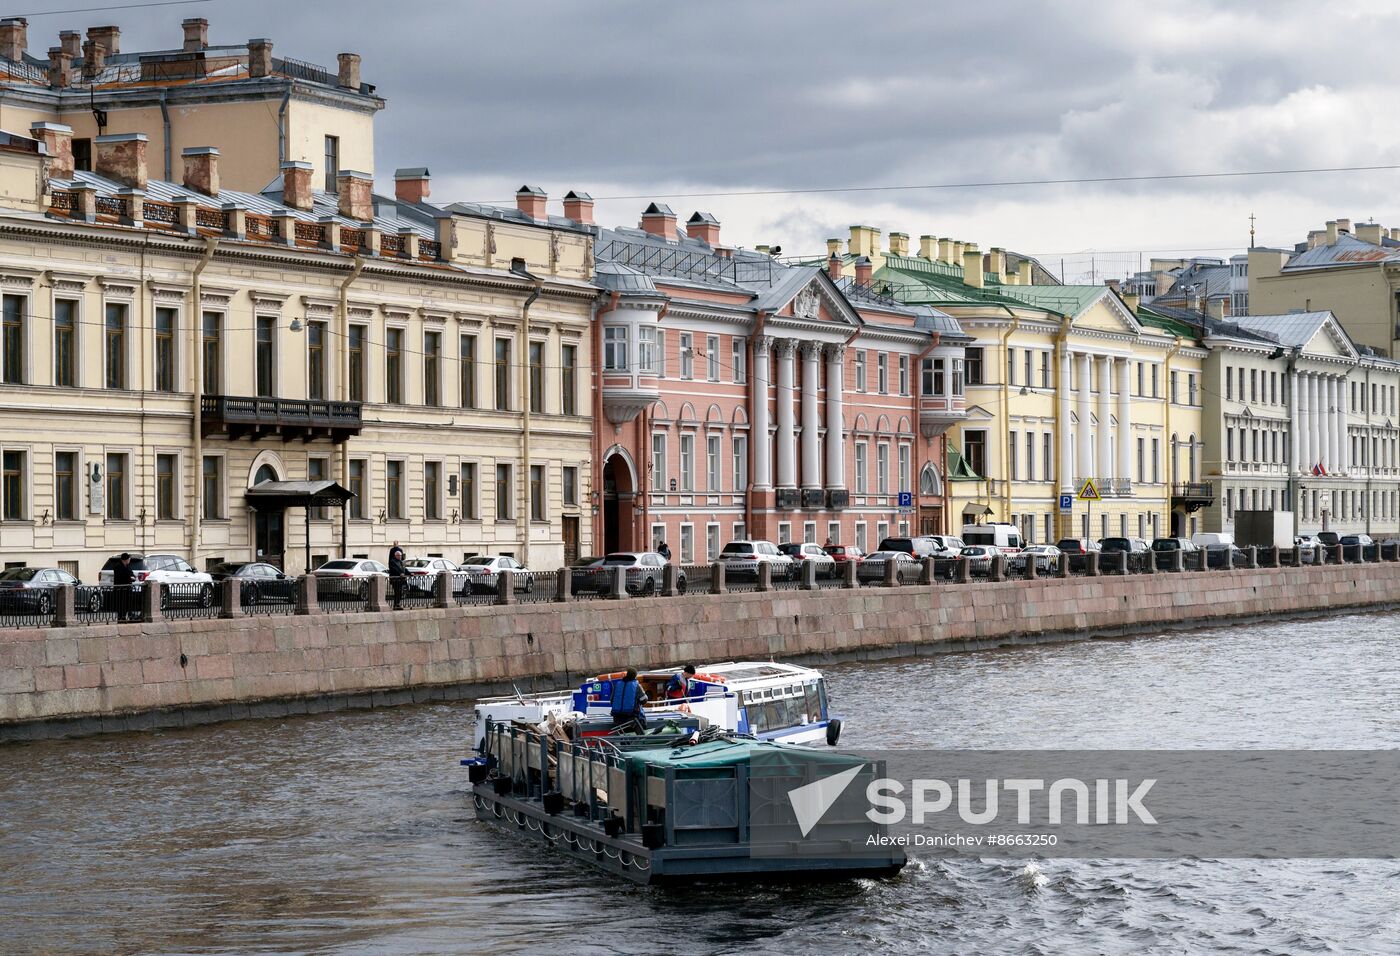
55 451 76 521
877 444 889 494
154 307 176 392
855 521 867 552
348 325 366 402
459 334 477 409
386 460 404 519
652 433 667 492
1137 361 1145 396
495 338 511 410
460 462 479 520
105 302 127 389
528 341 544 413
1137 437 1146 479
385 328 403 404
1226 366 1233 400
1025 431 1036 482
324 135 340 193
1250 369 1258 403
2 294 23 384
952 359 964 396
1227 430 1234 462
1151 365 1159 398
1009 430 1019 480
965 347 984 385
424 331 442 407
679 333 693 379
72 137 91 172
1007 347 1016 386
707 335 720 381
877 353 888 393
855 442 868 494
855 350 867 391
637 326 656 374
1 449 23 520
563 466 578 506
1152 438 1160 483
256 316 276 397
529 464 545 521
1040 352 1050 389
680 524 694 563
155 454 176 520
201 455 222 520
1024 351 1033 390
348 459 366 519
732 435 748 491
899 444 910 493
561 343 577 415
707 523 721 561
925 358 941 396
604 325 628 371
54 299 77 388
899 355 910 396
425 461 441 520
707 434 722 491
964 430 987 476
307 457 327 519
105 452 127 520
1188 373 1198 406
1170 371 1179 404
496 463 513 520
1043 432 1053 483
733 337 747 383
680 434 695 491
297 320 322 401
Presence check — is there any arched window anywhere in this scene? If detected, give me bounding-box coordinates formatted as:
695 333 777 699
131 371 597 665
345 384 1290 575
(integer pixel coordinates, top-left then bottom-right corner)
919 462 943 496
254 464 278 485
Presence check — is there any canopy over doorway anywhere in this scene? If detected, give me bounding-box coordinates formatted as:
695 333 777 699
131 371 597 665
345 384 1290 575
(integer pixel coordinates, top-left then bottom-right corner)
245 480 356 574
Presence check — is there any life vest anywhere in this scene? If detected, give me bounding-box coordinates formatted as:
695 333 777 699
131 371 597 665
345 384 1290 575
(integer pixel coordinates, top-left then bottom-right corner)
666 673 691 699
610 678 641 715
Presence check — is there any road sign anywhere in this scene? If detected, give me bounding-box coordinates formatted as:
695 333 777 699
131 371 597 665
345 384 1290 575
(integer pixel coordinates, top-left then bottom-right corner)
897 491 913 508
1058 494 1074 511
1077 478 1101 502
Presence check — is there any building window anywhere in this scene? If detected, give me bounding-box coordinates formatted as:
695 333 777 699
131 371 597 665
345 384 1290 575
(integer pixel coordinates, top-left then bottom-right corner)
679 434 695 491
877 353 888 393
679 333 693 379
563 466 578 506
898 444 911 493
924 358 940 396
561 344 577 415
105 302 127 389
963 430 987 476
495 463 513 520
153 307 176 393
461 462 478 520
1 294 23 384
307 457 327 519
733 435 748 491
855 521 867 552
707 434 722 491
679 524 694 563
1152 438 1160 483
307 321 327 400
778 521 791 545
827 521 841 544
1170 371 1179 404
656 330 667 378
1007 348 1016 386
255 316 276 397
652 433 667 492
1138 361 1146 396
707 523 721 561
425 461 441 520
156 453 176 520
460 334 477 409
1188 373 1198 406
604 325 628 371
348 325 365 402
1009 430 1019 481
348 459 366 519
528 341 544 414
1024 432 1036 482
733 338 747 383
707 335 720 381
854 442 868 494
529 464 545 521
1040 352 1050 389
1137 437 1146 479
1043 432 1053 483
899 355 909 395
386 460 404 519
55 451 76 521
964 347 984 385
54 299 77 388
638 326 656 374
2 449 24 520
855 350 867 391
877 444 889 494
1151 365 1159 398
201 455 222 520
105 452 127 520
495 338 511 411
324 135 340 193
385 328 403 404
424 331 442 407
72 137 91 172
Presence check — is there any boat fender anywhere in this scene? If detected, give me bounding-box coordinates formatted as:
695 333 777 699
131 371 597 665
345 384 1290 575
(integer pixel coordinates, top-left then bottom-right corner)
826 718 842 746
492 775 514 795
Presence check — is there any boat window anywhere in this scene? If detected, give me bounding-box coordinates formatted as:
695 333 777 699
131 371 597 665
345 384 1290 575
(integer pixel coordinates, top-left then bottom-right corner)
805 683 822 722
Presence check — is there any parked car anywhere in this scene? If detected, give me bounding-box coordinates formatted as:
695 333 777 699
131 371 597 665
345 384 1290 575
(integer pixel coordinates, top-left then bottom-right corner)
1008 544 1061 574
313 558 389 599
1295 535 1320 558
926 535 966 558
569 556 609 595
1150 537 1199 569
1340 533 1375 561
718 540 795 580
1316 531 1340 548
1056 538 1101 572
958 545 1003 576
822 544 865 568
207 561 293 606
459 555 536 594
1099 537 1150 554
0 567 99 614
589 552 685 595
99 553 214 608
960 523 1024 551
856 550 921 584
402 557 469 596
878 536 941 559
779 542 837 578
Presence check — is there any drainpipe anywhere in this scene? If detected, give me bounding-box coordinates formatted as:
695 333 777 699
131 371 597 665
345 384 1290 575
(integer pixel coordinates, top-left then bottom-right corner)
1052 310 1073 538
998 313 1021 522
188 236 218 561
338 256 365 558
277 88 291 165
159 90 172 181
593 292 619 551
519 278 544 567
1164 336 1183 535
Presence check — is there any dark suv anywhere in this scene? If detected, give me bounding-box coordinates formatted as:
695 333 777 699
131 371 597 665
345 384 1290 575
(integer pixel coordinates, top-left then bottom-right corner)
878 536 938 558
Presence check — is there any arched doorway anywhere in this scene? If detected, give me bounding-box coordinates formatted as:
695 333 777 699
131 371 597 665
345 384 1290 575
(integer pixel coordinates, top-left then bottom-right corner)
251 463 284 567
601 450 637 555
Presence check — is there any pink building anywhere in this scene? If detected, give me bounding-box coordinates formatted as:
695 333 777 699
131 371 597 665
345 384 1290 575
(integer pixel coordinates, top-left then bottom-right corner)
582 202 968 562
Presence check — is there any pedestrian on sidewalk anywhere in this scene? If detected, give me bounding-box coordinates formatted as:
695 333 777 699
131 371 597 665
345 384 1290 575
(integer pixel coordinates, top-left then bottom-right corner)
388 541 406 610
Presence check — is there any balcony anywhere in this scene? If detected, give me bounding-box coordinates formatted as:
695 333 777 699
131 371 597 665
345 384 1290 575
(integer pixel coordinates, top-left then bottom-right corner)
1171 481 1215 513
201 395 362 443
600 371 661 425
919 395 967 438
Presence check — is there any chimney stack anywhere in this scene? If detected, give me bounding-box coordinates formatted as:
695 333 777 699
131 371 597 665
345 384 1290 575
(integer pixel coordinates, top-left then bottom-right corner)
0 17 27 62
562 190 594 224
182 17 208 52
1104 277 1121 293
1391 228 1400 242
1325 220 1339 244
826 237 842 258
989 247 1007 283
1208 297 1226 321
59 30 80 58
1018 260 1032 285
87 25 119 56
337 52 360 90
888 231 909 257
640 202 677 239
854 256 873 285
394 167 430 204
827 253 843 281
181 146 219 197
81 38 105 80
687 211 720 246
919 235 937 259
1123 292 1141 314
247 38 273 78
938 238 954 264
847 224 880 260
95 133 147 189
281 160 313 211
47 48 72 89
1357 223 1384 245
337 170 372 221
31 123 73 180
1336 218 1352 235
962 244 984 288
515 185 546 220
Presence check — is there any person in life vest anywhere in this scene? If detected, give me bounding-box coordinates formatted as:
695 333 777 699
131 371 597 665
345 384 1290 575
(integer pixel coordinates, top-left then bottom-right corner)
609 667 648 732
666 663 697 700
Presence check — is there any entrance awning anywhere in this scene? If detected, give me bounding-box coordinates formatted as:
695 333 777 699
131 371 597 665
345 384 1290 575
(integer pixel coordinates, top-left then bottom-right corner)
962 503 993 518
245 480 355 511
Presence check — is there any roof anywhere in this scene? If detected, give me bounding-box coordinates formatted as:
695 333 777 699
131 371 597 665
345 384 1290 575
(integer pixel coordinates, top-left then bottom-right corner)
1160 261 1231 300
594 260 659 295
1224 311 1348 351
244 480 355 510
999 283 1110 316
1282 233 1400 272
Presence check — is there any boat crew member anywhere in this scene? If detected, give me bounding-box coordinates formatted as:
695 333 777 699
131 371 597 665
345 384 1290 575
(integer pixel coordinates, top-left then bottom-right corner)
609 667 648 732
666 664 697 700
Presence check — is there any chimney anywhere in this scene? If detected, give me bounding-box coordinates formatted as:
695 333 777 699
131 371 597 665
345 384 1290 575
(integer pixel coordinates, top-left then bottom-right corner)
1306 229 1324 250
562 190 594 224
848 224 880 259
182 17 208 52
640 202 677 238
81 38 105 80
1018 259 1033 285
87 25 119 56
1208 297 1226 321
1123 292 1141 314
31 122 73 180
46 48 72 89
1357 223 1384 245
336 170 372 221
687 211 720 246
938 237 954 264
59 30 80 58
919 235 937 259
1391 228 1400 242
515 185 546 220
95 133 147 189
962 244 983 288
827 254 843 281
247 38 273 78
953 240 967 266
854 256 873 285
281 160 313 211
825 237 842 257
394 167 430 204
182 146 219 197
989 247 1007 282
888 231 909 257
1325 220 1339 244
337 52 360 90
1104 277 1121 293
0 17 27 62
1336 218 1352 235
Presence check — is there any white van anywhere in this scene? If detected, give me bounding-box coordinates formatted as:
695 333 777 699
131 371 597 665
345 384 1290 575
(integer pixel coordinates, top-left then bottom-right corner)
1190 532 1235 549
961 522 1024 551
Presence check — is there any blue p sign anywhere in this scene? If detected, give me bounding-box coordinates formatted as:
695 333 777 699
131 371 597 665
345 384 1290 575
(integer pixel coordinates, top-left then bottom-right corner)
897 491 913 508
1058 494 1074 511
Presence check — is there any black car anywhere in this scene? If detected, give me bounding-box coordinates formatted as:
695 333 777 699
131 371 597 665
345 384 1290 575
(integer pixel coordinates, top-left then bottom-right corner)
569 556 608 595
0 567 100 614
207 561 293 605
877 536 939 559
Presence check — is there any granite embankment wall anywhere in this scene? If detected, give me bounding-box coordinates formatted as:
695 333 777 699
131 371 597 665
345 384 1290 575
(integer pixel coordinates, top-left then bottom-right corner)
3 563 1399 739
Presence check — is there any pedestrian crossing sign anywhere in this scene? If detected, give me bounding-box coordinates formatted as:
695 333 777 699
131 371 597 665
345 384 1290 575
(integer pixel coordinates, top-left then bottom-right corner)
1077 478 1101 501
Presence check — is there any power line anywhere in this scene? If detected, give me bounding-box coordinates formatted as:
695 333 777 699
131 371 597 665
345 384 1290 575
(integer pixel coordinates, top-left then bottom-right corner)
5 0 211 17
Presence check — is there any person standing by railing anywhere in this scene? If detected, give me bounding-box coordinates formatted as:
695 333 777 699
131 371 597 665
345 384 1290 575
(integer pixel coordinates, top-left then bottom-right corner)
113 553 137 622
388 542 406 610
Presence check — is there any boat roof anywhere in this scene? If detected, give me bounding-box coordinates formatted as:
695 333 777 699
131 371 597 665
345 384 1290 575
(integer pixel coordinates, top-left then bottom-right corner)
622 739 860 771
644 661 823 683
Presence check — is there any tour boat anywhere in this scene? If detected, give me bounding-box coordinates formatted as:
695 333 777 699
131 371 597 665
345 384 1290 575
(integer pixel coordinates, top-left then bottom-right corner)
471 661 842 750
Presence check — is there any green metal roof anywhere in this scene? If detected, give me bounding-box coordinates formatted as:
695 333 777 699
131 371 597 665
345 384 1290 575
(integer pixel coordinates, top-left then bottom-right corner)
996 283 1107 316
946 446 982 481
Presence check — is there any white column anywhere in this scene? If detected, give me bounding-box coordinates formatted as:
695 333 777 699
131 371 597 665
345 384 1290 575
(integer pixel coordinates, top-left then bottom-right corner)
1288 369 1300 475
800 342 821 489
1077 351 1093 484
751 336 772 490
1335 375 1348 474
1308 373 1322 472
825 344 846 488
1058 347 1072 490
1097 355 1113 486
1325 374 1337 472
1116 357 1132 490
775 339 797 489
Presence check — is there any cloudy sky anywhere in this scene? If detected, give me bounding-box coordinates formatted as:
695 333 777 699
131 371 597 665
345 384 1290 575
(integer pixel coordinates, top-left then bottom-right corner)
44 0 1400 281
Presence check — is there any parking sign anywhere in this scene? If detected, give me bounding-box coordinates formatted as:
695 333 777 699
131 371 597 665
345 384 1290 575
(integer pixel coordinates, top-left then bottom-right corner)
1058 494 1073 511
897 491 913 508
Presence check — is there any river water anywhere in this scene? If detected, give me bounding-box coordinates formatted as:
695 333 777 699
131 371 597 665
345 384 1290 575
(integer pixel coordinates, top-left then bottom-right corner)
3 612 1400 955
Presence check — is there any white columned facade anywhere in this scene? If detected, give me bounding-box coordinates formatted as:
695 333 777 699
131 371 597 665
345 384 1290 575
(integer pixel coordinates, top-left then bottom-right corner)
1324 374 1336 472
1096 355 1113 486
1308 372 1322 471
1334 374 1347 473
1288 369 1301 475
1058 348 1072 490
1116 357 1132 489
824 345 846 488
774 338 797 489
800 341 821 489
751 336 773 490
1077 351 1093 483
